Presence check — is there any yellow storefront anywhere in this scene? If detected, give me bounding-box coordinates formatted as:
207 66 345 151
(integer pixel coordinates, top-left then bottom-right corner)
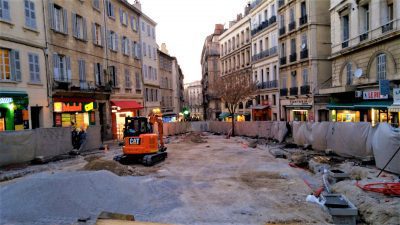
53 98 96 129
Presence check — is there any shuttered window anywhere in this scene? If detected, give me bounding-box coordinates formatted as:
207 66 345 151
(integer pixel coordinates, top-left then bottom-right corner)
135 72 141 90
51 4 68 34
24 0 36 29
53 53 71 82
124 68 131 88
0 48 21 81
346 63 352 85
377 54 386 80
28 53 40 82
105 0 115 18
0 0 11 21
94 62 103 86
72 13 87 41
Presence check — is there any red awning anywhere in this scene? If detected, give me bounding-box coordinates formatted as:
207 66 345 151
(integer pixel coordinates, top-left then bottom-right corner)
111 100 143 110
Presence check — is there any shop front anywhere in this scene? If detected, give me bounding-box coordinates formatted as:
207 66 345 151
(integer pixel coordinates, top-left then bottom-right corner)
111 100 143 140
388 88 400 127
250 100 271 121
281 98 313 122
219 112 248 122
53 98 97 129
0 92 29 131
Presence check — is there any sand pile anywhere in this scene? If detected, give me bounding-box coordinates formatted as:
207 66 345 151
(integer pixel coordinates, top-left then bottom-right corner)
0 171 181 225
182 132 207 144
82 159 144 176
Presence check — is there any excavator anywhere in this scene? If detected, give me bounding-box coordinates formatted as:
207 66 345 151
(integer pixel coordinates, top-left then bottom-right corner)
114 113 167 166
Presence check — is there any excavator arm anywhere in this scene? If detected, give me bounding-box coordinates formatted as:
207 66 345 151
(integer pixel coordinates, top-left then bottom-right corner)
149 114 165 150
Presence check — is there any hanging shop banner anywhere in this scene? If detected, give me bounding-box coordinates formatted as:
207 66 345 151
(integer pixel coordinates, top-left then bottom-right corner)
394 88 400 105
53 102 97 113
379 79 390 96
363 90 388 100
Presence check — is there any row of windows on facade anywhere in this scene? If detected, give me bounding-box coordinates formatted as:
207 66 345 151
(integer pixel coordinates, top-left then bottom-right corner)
161 95 173 108
280 68 309 89
0 0 37 29
145 88 159 102
0 48 40 83
278 2 307 29
279 33 308 57
344 53 388 86
253 65 279 82
251 2 276 29
221 50 251 73
252 31 278 55
142 64 158 81
340 2 394 45
52 53 141 90
221 28 251 56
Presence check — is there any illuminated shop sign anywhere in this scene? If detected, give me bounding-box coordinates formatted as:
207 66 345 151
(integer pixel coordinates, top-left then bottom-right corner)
0 97 13 104
363 90 388 100
53 102 96 112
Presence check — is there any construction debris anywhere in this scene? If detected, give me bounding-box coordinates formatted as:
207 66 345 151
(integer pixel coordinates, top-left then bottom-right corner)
82 159 144 176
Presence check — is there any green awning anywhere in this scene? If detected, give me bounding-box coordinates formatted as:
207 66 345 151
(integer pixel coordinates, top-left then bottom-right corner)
327 102 355 109
354 100 393 109
0 91 28 97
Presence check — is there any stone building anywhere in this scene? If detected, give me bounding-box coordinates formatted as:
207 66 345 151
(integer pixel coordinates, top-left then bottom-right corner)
135 2 160 117
320 0 400 127
219 10 252 121
200 24 224 120
158 45 175 119
278 0 331 122
250 0 280 121
184 81 203 120
46 0 143 140
172 59 185 114
0 0 52 131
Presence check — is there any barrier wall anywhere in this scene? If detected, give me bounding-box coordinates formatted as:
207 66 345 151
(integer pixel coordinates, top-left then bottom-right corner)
372 123 400 174
81 126 101 152
163 122 191 136
0 130 36 166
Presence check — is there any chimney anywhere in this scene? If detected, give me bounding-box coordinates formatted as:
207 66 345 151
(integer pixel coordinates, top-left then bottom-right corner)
133 0 141 10
244 2 251 16
161 43 169 54
236 13 243 21
214 24 224 35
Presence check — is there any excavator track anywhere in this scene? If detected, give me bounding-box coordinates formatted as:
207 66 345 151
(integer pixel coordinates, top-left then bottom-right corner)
143 152 168 166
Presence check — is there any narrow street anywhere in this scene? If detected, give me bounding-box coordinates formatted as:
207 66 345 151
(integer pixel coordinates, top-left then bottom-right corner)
0 133 331 225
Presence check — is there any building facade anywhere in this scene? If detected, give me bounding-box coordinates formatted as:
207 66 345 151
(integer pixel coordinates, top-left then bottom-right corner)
250 0 280 121
201 24 223 121
0 0 52 131
46 0 143 140
158 45 175 121
172 59 185 115
320 0 400 127
184 81 203 120
219 12 252 121
278 0 331 122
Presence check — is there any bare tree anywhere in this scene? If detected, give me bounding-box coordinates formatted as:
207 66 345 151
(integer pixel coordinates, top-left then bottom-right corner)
214 71 258 136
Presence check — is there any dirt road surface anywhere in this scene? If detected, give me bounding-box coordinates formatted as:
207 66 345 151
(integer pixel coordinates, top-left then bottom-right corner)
0 134 331 225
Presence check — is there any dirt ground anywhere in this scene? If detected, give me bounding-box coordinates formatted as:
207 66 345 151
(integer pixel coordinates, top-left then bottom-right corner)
1 133 334 225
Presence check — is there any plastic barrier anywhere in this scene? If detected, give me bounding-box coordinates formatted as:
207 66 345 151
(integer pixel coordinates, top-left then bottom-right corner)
372 123 400 174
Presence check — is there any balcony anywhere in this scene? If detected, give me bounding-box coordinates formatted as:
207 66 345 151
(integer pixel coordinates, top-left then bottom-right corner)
299 15 308 26
53 79 110 92
290 87 298 96
381 21 393 33
289 53 297 62
288 21 296 31
280 88 288 96
342 40 349 48
258 80 278 89
300 49 308 59
251 20 270 36
269 16 276 24
269 46 277 55
280 56 287 65
300 85 310 95
278 0 285 8
279 27 286 36
359 32 368 42
252 49 272 62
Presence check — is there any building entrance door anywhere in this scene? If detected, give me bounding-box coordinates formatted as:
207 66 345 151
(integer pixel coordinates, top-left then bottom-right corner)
31 106 42 129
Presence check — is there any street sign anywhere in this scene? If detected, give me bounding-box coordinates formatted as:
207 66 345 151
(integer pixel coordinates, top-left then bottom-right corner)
379 79 390 96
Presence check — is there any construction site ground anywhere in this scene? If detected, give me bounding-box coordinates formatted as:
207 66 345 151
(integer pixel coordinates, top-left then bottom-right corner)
1 132 399 225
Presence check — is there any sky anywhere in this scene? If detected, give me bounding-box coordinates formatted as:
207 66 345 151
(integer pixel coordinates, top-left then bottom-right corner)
128 0 248 84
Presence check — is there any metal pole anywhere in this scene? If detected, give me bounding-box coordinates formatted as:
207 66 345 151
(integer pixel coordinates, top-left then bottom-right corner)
377 145 400 177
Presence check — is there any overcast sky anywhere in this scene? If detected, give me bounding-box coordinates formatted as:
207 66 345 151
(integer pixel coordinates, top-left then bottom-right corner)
128 0 248 84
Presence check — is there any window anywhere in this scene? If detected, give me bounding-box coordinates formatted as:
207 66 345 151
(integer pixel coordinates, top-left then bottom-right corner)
280 14 285 28
153 48 157 61
28 53 40 82
253 43 257 55
154 69 157 80
148 45 151 59
147 24 151 37
106 0 115 18
92 0 100 10
152 28 155 39
142 21 145 31
72 13 87 40
264 10 268 21
51 4 68 34
0 0 10 21
108 66 117 87
53 53 71 82
291 71 297 87
282 75 287 88
361 4 369 33
271 4 275 16
377 54 386 80
135 72 141 90
301 33 307 49
108 30 118 51
302 68 308 86
78 59 87 89
122 36 129 56
92 23 103 46
346 63 352 85
0 48 21 81
124 68 131 88
143 65 147 79
24 0 37 29
259 40 263 52
94 62 103 86
290 8 295 23
119 8 128 26
148 66 152 79
131 16 137 31
281 42 286 56
142 42 146 56
342 15 349 42
300 1 306 17
387 3 394 22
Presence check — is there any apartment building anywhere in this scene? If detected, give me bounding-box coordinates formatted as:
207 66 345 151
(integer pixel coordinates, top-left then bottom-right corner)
135 2 159 116
320 0 400 127
201 24 224 121
172 58 185 115
278 0 331 122
184 81 203 120
46 0 143 140
158 45 175 119
0 0 52 131
219 12 252 121
250 0 280 121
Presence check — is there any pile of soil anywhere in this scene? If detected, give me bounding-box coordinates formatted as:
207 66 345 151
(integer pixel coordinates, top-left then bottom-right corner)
82 159 144 176
239 171 287 189
182 132 207 144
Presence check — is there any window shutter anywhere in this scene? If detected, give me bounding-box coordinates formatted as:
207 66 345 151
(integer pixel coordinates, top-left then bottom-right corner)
63 9 68 34
48 3 55 29
115 33 118 51
24 0 30 27
72 12 76 37
82 60 86 81
10 50 21 81
91 22 96 43
107 30 111 49
127 39 130 55
114 67 118 86
100 26 104 46
30 1 36 28
99 64 104 85
137 42 141 59
83 17 87 40
34 55 40 81
119 8 122 23
94 63 99 85
28 54 34 81
53 53 59 80
130 16 134 31
66 56 71 81
3 0 10 21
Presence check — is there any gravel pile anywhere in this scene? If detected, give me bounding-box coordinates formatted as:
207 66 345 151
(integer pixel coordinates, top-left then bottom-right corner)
0 171 181 225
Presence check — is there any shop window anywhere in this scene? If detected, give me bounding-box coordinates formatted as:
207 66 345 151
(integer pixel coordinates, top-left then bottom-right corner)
377 53 386 80
0 48 21 81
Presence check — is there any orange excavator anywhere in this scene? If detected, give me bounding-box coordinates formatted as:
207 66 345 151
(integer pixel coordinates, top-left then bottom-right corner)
114 113 167 166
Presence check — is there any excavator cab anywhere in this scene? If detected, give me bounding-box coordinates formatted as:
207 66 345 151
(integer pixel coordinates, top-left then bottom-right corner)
114 116 167 166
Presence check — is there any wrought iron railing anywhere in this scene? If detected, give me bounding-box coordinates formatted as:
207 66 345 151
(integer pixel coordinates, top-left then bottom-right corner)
280 56 287 65
300 85 310 95
290 87 298 96
290 53 297 62
300 49 308 59
289 21 296 31
299 15 308 26
280 88 288 96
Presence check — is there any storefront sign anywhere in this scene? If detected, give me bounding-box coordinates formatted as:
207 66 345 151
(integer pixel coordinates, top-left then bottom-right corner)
394 88 400 105
0 97 13 104
379 79 390 96
54 102 63 112
290 99 312 105
84 102 94 112
54 102 96 112
363 90 388 100
63 103 82 112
